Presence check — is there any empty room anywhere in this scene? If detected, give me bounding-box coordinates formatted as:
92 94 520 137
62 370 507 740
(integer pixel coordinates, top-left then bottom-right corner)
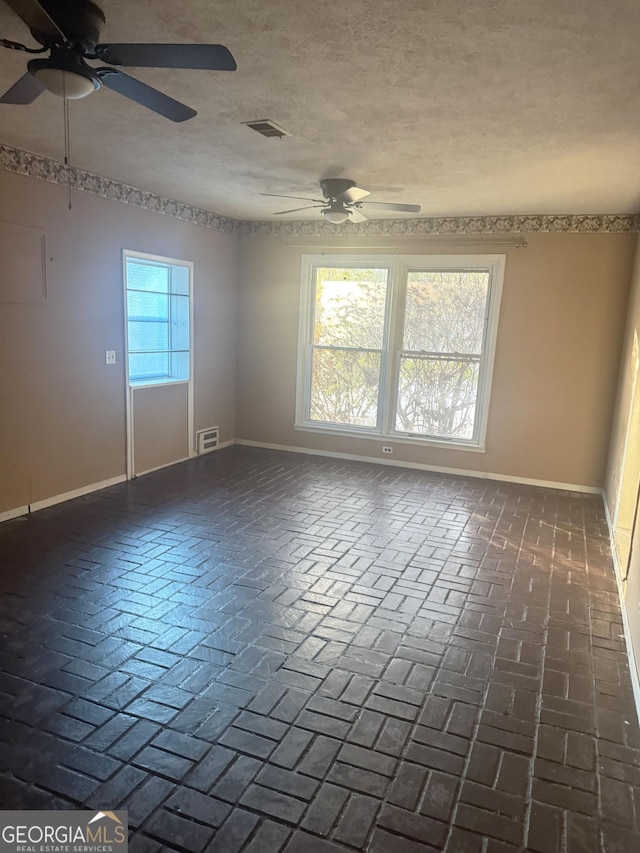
1 1 640 851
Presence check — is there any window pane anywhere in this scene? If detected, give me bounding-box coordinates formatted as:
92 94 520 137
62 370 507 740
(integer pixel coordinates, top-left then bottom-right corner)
396 356 480 439
128 320 169 353
129 352 170 381
125 255 191 386
310 348 381 427
404 270 489 354
171 265 190 295
127 290 169 321
169 350 190 381
170 293 190 351
126 260 170 293
314 268 388 349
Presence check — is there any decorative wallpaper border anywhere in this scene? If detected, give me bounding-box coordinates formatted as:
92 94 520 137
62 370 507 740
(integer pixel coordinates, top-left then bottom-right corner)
0 144 239 235
237 213 640 237
2 144 639 237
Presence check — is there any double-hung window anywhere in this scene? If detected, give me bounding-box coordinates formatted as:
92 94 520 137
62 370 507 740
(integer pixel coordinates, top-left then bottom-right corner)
124 251 191 385
296 254 504 449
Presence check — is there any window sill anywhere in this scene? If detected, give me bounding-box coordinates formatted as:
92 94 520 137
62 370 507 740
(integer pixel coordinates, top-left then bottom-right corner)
129 378 189 388
294 423 486 453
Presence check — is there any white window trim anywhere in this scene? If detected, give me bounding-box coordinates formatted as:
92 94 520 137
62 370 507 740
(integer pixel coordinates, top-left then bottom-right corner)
123 249 194 388
123 249 195 479
295 253 505 451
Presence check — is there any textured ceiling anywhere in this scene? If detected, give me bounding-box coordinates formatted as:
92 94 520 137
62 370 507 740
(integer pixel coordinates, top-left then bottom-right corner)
1 0 640 221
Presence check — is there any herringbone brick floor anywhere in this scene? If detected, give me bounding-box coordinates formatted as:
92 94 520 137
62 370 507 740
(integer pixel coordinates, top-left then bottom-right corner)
0 446 639 852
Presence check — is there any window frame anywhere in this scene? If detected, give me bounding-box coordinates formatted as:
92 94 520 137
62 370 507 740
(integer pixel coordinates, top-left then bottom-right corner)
296 253 505 451
301 260 394 433
123 250 194 388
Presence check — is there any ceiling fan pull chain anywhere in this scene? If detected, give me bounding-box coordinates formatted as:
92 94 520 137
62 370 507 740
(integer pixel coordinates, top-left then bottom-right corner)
63 76 72 209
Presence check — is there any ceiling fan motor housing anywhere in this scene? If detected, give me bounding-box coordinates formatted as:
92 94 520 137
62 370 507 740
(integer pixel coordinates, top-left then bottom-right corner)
34 0 105 50
320 178 356 201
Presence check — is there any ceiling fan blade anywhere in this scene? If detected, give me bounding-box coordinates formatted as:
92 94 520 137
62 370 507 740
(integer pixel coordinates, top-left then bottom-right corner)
274 205 323 215
360 201 422 213
96 68 196 122
95 43 236 71
348 208 368 223
0 71 44 103
261 192 325 203
339 186 370 204
3 0 66 41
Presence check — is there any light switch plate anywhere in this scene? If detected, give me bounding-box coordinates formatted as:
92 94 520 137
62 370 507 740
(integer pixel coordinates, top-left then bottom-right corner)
105 350 116 364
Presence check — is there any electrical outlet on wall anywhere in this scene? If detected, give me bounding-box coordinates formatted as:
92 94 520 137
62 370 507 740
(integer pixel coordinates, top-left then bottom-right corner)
383 446 393 454
105 351 116 365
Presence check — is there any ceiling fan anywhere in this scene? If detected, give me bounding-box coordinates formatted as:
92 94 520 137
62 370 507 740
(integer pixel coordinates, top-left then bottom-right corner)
262 178 422 223
0 0 236 121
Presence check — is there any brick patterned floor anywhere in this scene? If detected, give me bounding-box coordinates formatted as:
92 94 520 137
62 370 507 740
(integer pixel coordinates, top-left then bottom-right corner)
0 446 639 852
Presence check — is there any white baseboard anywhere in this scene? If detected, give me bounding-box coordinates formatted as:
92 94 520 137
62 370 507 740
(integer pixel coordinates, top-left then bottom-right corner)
134 455 192 478
134 440 236 478
0 505 29 523
212 439 236 452
2 441 238 523
1 474 128 522
235 439 602 494
30 474 128 513
602 496 640 726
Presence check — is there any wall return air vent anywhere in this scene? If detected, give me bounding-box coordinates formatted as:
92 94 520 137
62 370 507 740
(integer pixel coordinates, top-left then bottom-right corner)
196 426 219 454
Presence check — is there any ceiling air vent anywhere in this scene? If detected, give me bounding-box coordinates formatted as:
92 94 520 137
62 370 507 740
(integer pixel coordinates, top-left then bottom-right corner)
243 119 288 139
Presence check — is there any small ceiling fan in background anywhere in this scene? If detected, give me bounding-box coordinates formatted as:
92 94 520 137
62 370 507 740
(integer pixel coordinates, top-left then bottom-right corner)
262 178 422 223
0 0 236 121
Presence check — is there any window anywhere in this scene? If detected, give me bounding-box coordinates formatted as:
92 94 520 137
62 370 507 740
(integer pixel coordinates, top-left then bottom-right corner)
297 254 505 448
124 252 192 385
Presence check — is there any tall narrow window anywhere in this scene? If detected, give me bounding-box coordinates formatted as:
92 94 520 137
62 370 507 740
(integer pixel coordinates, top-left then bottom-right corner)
124 253 191 384
396 270 490 440
297 254 504 449
309 266 389 428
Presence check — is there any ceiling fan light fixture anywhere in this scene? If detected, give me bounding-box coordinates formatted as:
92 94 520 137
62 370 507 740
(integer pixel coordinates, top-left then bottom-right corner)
322 208 350 224
28 59 101 99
